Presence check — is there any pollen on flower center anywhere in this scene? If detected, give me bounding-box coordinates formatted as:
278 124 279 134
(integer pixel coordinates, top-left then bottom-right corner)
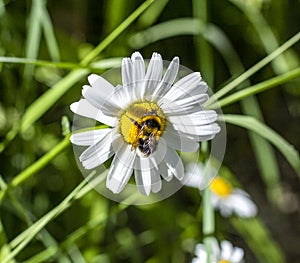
210 177 232 197
218 260 231 263
119 101 166 157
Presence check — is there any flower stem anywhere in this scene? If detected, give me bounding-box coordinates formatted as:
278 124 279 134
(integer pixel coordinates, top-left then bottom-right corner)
203 186 215 263
0 135 71 203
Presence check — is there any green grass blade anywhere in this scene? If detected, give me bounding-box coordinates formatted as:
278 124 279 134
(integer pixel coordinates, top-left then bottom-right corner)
212 31 300 100
23 194 137 263
0 56 122 70
0 0 5 16
0 177 15 263
81 0 154 66
228 0 292 74
193 0 214 87
40 3 61 61
222 114 300 178
104 0 129 34
23 213 107 263
20 69 88 133
137 0 169 27
129 18 201 48
24 0 43 60
231 217 286 263
17 0 43 109
212 67 300 108
0 220 15 263
1 180 70 263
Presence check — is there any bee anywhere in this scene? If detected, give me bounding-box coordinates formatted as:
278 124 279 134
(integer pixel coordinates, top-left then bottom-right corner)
120 102 166 157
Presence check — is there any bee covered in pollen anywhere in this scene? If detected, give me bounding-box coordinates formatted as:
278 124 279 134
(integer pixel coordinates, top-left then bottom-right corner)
120 101 166 157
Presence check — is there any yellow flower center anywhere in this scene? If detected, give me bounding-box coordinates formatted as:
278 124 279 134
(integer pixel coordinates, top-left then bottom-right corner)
209 177 232 197
119 101 166 156
218 260 230 263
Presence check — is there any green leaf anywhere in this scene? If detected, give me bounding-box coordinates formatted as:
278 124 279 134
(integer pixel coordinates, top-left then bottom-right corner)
222 114 300 178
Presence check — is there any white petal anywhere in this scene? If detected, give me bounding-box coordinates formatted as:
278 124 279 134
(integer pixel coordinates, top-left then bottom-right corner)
87 74 100 85
132 52 145 100
172 122 221 137
134 157 152 196
150 166 162 193
142 52 163 98
229 191 258 218
168 110 218 127
163 126 199 152
79 131 120 169
109 84 132 110
167 129 217 142
211 194 233 217
220 240 233 260
211 193 221 207
163 147 184 180
152 137 167 165
219 206 234 217
106 144 136 194
132 52 145 83
158 162 173 182
164 72 205 101
82 84 120 116
159 94 208 116
231 247 244 262
87 74 114 93
152 56 179 99
194 244 208 261
184 163 205 188
70 99 118 127
122 57 133 88
86 75 113 98
70 128 111 146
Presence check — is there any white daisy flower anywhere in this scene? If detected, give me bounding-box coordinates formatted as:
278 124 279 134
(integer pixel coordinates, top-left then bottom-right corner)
70 52 220 195
192 238 245 263
185 164 257 218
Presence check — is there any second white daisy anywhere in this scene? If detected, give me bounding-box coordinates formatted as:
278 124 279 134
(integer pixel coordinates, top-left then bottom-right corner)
185 163 257 218
192 238 244 263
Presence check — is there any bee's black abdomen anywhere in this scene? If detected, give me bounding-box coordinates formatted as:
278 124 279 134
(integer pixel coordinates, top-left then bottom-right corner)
145 119 160 130
138 138 144 150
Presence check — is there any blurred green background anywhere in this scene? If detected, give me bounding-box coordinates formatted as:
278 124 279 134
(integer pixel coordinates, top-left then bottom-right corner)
0 0 300 262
